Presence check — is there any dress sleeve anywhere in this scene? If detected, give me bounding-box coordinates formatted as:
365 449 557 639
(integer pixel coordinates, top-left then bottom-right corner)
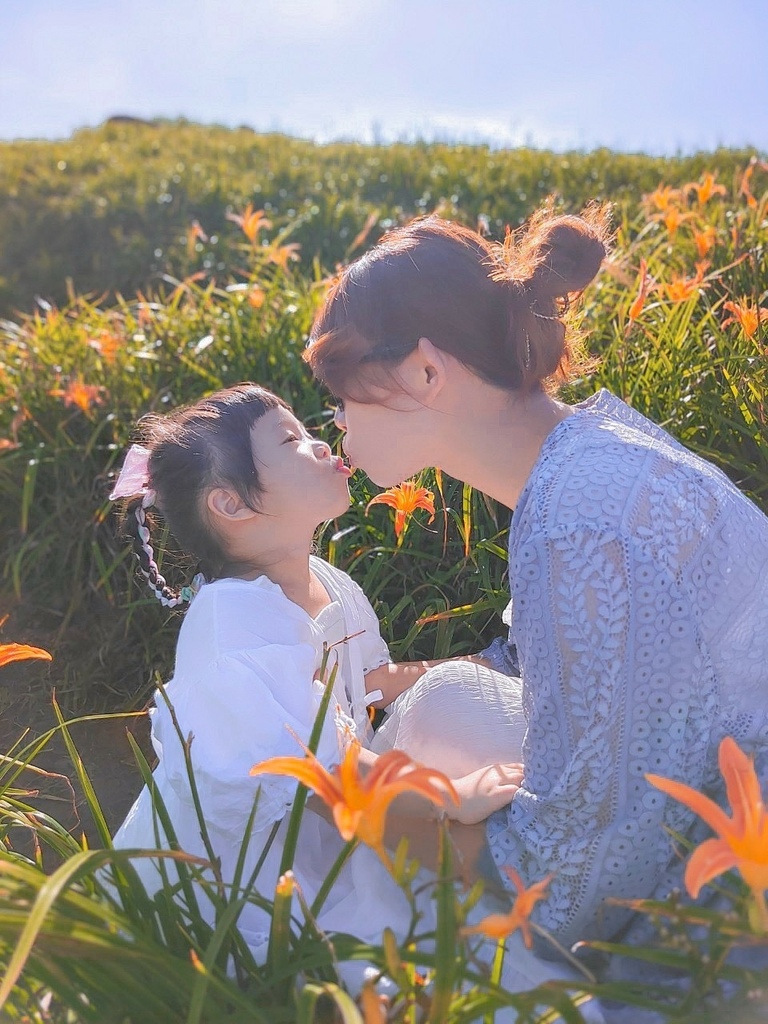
477 599 521 675
487 524 717 948
152 644 341 836
342 572 393 675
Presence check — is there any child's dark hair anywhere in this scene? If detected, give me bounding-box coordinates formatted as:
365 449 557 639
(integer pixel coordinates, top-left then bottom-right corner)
120 383 289 606
304 203 610 398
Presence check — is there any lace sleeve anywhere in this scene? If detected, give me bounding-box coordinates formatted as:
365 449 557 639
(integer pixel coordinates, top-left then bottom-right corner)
477 600 521 676
487 524 717 948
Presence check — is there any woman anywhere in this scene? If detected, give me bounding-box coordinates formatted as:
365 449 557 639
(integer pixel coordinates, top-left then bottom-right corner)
303 207 768 957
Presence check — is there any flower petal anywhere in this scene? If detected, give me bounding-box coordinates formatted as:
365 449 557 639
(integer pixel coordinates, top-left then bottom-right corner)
365 492 399 513
685 838 739 898
250 754 341 806
719 736 764 835
0 643 52 669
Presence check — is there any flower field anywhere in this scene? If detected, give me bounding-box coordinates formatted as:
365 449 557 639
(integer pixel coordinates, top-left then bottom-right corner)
0 126 766 1020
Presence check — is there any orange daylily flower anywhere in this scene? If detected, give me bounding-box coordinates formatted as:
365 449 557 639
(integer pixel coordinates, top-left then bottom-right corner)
186 219 208 258
49 377 105 414
0 643 52 669
226 203 272 243
88 330 122 364
643 184 682 213
247 285 266 309
647 736 768 928
462 867 553 949
366 481 436 545
269 242 302 271
741 163 757 209
722 298 768 339
685 172 727 205
693 225 717 259
359 980 388 1024
653 206 692 237
663 265 707 303
0 407 27 451
251 740 457 863
627 258 654 323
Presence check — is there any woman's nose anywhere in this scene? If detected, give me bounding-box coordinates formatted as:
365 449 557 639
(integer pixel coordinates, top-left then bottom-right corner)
333 405 346 431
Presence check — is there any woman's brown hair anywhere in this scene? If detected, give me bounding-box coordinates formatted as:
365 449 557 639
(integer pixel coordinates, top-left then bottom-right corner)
304 203 610 398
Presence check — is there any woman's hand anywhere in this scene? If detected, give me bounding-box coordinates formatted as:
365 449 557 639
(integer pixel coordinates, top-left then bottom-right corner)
447 762 524 825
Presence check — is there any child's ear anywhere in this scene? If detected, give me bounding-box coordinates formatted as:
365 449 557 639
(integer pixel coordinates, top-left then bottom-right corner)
206 487 256 522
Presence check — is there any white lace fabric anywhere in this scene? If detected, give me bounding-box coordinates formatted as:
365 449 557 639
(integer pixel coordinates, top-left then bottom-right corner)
481 390 768 948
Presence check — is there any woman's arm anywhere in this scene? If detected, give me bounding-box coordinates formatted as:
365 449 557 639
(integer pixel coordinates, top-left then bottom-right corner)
494 522 713 948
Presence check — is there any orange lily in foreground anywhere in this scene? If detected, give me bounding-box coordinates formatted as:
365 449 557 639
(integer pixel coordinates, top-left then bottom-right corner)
722 298 768 340
647 736 768 929
462 867 553 949
251 740 457 864
0 643 52 669
366 481 435 545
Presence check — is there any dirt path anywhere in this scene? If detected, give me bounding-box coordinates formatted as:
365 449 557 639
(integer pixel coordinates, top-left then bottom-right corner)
1 688 152 852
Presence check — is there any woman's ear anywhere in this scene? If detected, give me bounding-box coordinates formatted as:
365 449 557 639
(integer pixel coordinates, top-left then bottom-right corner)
398 337 448 403
206 487 256 522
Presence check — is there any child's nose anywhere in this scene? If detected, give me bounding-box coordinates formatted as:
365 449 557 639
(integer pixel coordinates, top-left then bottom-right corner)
333 406 346 431
314 440 332 459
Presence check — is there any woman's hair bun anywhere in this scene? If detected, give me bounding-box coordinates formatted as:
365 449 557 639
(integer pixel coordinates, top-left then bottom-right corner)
525 214 607 300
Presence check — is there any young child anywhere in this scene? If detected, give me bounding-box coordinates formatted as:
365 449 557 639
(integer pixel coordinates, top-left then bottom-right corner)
109 383 528 977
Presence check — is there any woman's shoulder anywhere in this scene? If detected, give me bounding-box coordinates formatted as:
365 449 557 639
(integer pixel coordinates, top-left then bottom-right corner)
520 390 752 538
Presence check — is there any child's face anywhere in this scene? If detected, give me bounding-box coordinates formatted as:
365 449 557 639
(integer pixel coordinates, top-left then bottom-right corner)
249 406 352 526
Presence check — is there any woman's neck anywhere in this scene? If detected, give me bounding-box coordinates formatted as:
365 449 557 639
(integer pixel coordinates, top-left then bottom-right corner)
433 385 573 510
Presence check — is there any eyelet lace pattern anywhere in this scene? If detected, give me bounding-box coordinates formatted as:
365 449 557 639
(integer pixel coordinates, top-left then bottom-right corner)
481 391 768 947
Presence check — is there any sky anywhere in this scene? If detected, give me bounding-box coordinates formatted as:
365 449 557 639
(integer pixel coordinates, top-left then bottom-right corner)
2 0 766 155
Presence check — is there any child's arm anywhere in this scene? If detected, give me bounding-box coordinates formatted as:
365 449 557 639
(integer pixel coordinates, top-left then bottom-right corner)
364 654 495 708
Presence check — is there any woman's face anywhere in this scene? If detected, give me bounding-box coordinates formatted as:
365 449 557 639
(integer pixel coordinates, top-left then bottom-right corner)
334 395 428 487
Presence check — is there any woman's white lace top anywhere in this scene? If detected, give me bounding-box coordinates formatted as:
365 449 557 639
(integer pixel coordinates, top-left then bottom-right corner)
480 390 768 948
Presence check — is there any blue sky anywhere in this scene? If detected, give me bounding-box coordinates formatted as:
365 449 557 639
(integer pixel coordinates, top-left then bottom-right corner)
2 0 766 154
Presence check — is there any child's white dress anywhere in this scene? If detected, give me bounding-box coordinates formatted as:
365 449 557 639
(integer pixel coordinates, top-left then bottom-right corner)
112 556 599 1015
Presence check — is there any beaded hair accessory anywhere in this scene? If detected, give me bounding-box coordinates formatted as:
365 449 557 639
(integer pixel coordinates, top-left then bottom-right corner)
110 444 203 608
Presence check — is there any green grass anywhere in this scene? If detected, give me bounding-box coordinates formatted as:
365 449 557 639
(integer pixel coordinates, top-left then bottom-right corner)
0 118 761 316
1 690 765 1022
0 137 767 1021
0 144 766 718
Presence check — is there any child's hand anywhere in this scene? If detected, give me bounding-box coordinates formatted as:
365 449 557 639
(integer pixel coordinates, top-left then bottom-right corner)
447 763 523 825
